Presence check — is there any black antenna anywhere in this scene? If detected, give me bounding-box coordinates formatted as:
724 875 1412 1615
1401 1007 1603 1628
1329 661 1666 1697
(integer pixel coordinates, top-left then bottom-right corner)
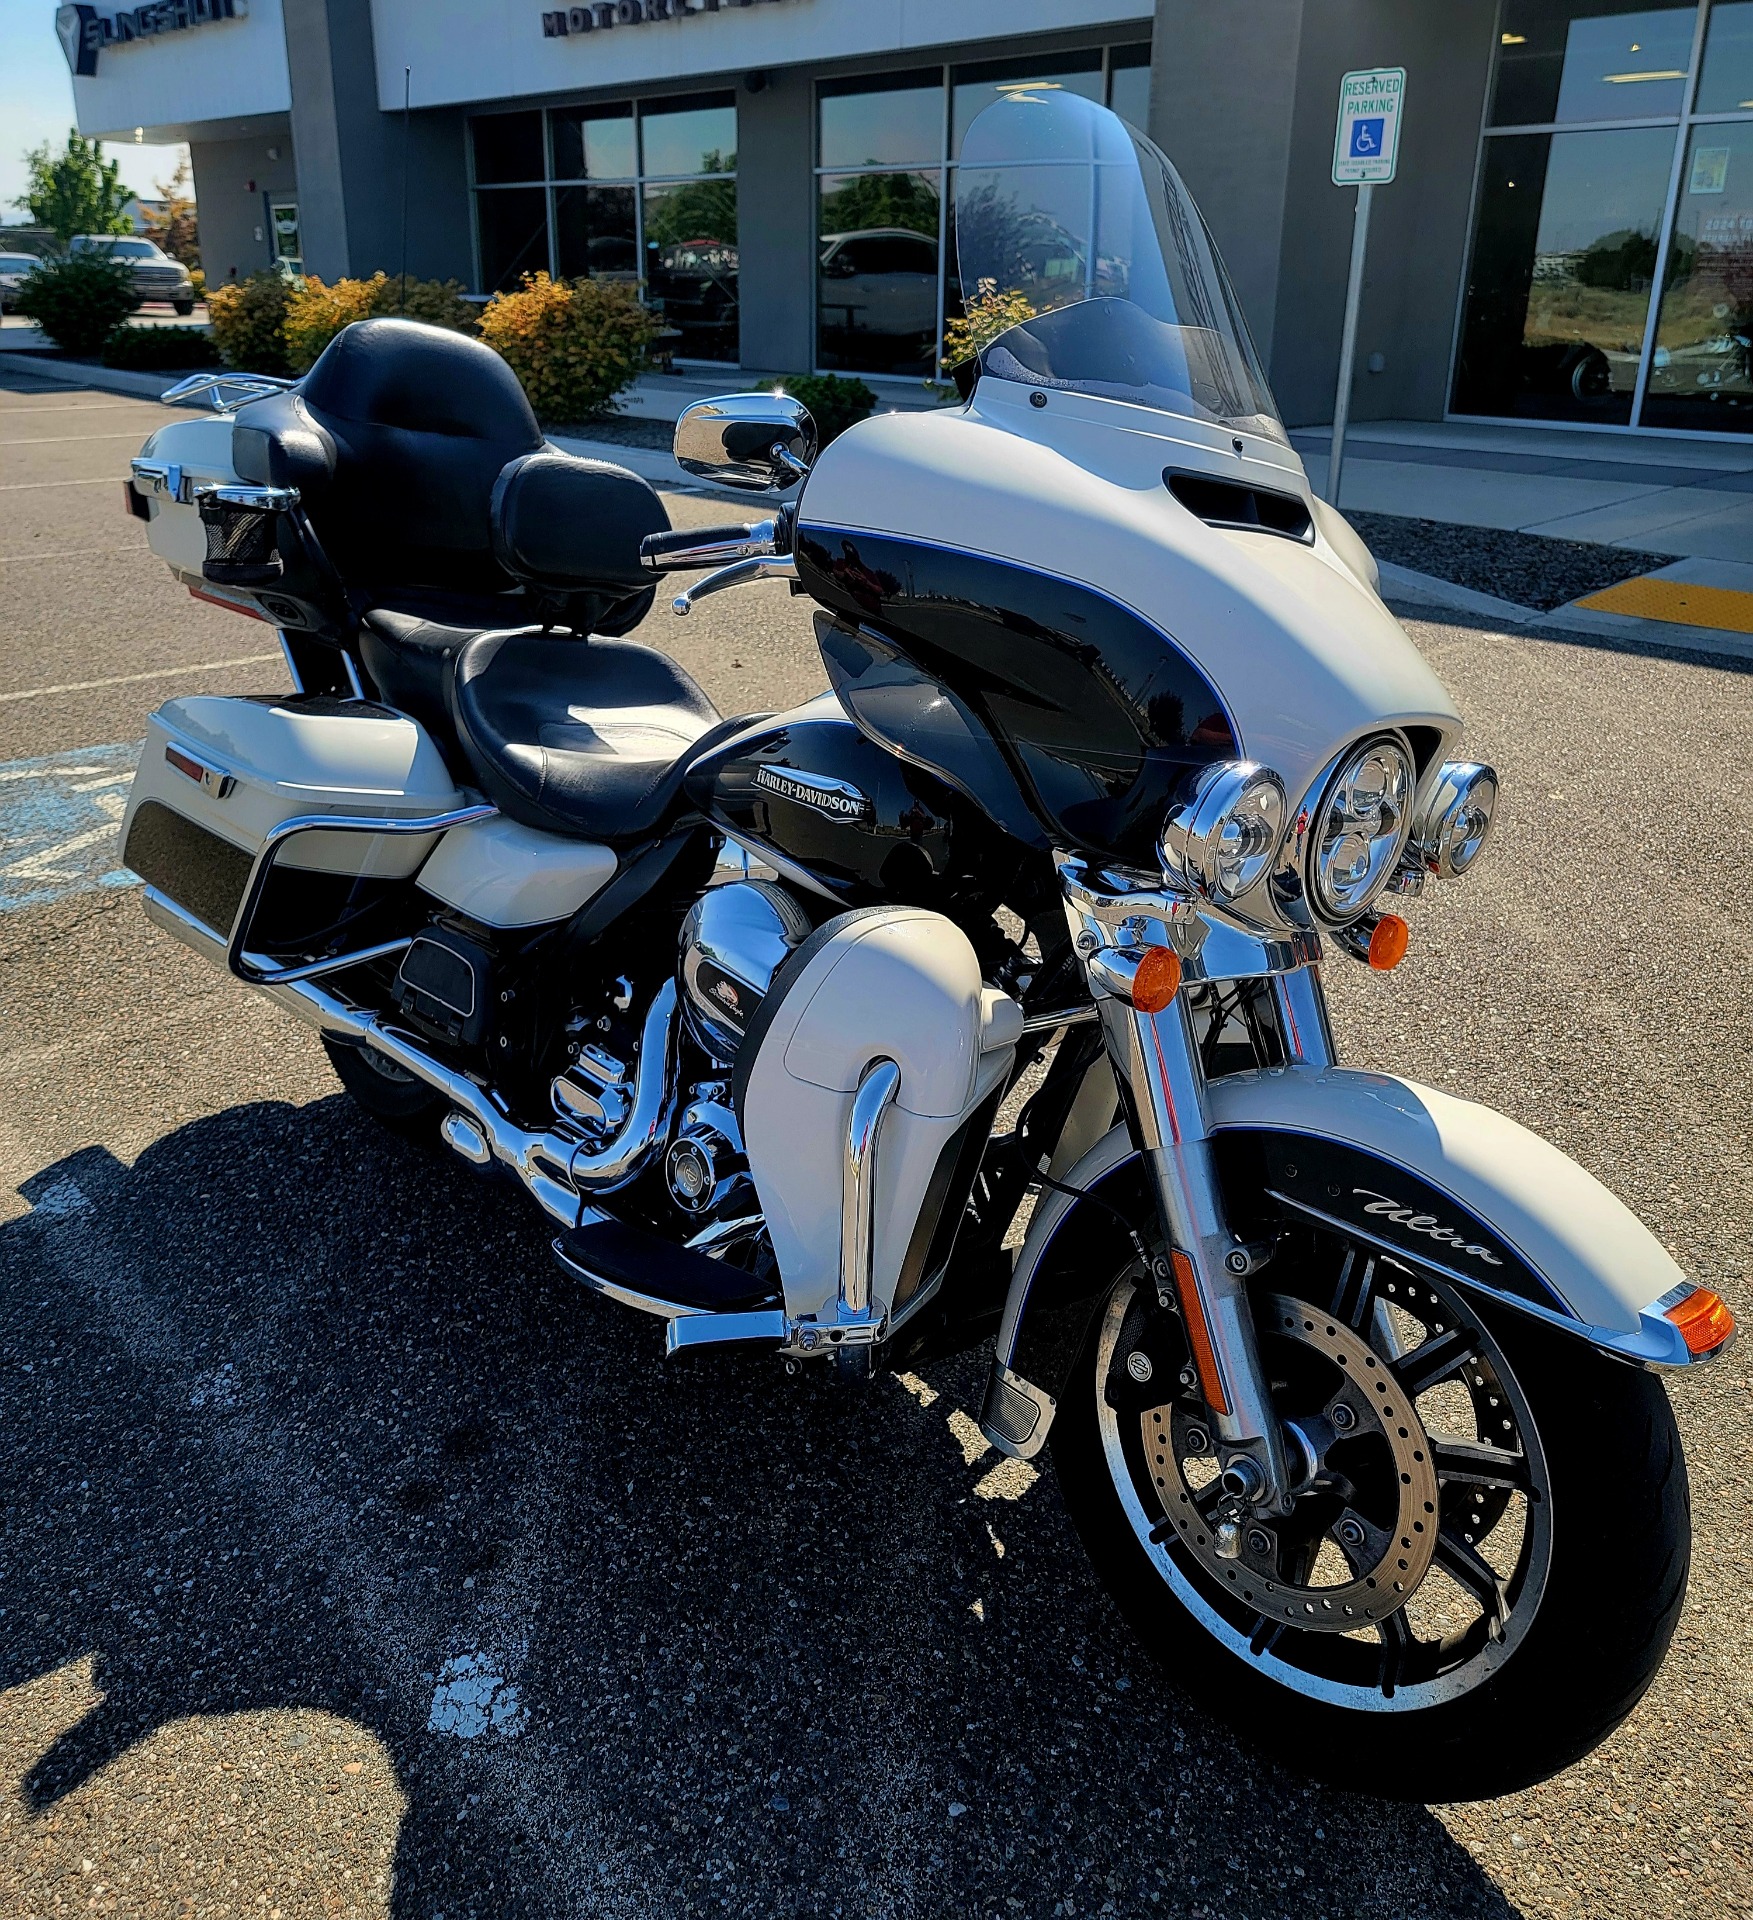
398 65 412 313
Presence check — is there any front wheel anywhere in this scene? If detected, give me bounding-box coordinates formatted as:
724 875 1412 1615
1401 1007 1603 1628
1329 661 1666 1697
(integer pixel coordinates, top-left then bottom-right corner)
1053 1240 1690 1801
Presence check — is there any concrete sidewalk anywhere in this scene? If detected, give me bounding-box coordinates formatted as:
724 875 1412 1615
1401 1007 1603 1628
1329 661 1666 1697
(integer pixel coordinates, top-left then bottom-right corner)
1293 419 1753 565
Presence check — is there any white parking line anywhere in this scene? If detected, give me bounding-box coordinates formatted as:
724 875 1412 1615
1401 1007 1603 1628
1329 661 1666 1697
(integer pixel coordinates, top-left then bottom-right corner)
0 653 281 704
0 545 150 564
0 477 129 491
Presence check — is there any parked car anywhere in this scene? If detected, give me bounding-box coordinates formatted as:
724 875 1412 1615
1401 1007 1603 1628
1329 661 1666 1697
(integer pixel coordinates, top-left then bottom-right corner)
0 251 42 313
818 228 939 371
69 235 195 315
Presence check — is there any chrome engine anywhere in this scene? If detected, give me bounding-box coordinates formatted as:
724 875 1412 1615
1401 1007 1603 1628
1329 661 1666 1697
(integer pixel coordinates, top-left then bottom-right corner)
540 878 811 1238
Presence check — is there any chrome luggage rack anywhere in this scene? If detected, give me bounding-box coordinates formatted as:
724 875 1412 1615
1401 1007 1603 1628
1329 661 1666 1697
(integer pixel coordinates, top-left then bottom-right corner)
161 370 295 414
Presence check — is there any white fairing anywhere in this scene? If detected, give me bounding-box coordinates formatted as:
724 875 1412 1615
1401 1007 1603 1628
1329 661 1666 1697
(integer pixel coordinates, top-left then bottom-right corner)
799 383 1463 813
419 814 616 927
741 909 1020 1325
125 694 463 882
1203 1066 1690 1352
132 416 242 581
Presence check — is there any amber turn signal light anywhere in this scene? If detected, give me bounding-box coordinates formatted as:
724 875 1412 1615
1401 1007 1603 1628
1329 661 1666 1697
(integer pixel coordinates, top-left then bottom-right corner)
1131 946 1183 1014
1368 914 1410 971
1664 1286 1736 1356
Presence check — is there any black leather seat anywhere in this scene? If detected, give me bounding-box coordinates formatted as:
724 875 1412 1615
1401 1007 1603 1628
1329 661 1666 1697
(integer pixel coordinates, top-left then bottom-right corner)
452 632 734 843
356 595 538 752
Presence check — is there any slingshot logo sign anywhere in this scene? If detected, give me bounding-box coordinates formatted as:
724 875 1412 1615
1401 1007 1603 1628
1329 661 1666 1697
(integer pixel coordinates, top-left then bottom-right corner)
57 0 248 77
542 0 784 36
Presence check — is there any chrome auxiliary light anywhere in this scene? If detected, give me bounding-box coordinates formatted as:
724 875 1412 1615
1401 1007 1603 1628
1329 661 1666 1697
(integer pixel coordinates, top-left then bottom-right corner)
1412 760 1498 879
1160 761 1288 907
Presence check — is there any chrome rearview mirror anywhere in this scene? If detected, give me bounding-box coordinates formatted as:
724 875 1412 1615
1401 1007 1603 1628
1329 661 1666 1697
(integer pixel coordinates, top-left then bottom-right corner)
673 393 817 492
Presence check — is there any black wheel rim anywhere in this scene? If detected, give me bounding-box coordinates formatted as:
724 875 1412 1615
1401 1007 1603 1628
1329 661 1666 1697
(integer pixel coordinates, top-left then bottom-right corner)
1097 1240 1554 1710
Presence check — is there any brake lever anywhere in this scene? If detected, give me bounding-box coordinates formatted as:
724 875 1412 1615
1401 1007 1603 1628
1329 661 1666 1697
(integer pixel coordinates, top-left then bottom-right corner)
671 556 798 616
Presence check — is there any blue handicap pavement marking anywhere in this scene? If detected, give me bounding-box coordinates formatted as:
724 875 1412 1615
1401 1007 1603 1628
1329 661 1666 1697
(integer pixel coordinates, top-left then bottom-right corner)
1349 118 1384 158
0 741 142 913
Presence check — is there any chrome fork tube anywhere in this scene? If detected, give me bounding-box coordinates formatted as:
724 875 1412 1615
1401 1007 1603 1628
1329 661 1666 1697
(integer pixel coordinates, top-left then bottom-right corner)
1272 964 1336 1067
1097 992 1294 1509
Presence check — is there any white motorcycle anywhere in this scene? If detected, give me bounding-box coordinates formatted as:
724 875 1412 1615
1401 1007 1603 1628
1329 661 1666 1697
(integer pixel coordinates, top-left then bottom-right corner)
118 91 1731 1800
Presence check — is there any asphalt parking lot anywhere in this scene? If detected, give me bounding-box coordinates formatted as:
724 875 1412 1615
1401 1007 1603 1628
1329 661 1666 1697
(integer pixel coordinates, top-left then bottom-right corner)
0 362 1748 1920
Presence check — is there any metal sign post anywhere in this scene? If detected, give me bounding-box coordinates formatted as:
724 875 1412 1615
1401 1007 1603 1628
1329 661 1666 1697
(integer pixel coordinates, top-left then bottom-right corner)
1326 66 1406 507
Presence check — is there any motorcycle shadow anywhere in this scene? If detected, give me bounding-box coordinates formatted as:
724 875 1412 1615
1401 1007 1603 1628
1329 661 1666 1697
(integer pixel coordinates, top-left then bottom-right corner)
0 1095 1523 1919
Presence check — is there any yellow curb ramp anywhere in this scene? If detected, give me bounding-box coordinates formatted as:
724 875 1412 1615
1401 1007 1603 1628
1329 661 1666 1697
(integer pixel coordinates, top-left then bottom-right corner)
1573 576 1753 635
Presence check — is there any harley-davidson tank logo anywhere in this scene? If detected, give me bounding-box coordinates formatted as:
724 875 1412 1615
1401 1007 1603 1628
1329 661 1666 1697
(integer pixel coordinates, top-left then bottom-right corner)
753 765 872 820
1352 1189 1503 1266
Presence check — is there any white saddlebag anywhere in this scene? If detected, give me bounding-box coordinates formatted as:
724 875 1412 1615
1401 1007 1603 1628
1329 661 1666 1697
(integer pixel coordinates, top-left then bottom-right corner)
738 907 1023 1328
121 694 463 948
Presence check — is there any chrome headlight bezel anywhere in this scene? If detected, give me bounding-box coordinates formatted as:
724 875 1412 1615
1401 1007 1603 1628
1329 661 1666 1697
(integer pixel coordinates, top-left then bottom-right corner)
1412 760 1498 879
1304 732 1417 925
1160 760 1289 908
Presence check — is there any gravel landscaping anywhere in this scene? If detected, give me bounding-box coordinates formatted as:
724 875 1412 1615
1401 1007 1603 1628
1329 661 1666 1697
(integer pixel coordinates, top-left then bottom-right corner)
1348 511 1674 613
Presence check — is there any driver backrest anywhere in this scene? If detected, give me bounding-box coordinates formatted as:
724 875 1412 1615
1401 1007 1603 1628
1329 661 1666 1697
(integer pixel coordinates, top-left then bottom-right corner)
297 318 543 596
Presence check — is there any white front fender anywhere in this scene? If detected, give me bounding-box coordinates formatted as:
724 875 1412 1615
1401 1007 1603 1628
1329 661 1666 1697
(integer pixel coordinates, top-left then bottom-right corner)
1204 1066 1695 1367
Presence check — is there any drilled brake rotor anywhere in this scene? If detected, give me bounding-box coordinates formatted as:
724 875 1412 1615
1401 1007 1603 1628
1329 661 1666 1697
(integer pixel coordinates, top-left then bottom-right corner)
1145 1293 1441 1631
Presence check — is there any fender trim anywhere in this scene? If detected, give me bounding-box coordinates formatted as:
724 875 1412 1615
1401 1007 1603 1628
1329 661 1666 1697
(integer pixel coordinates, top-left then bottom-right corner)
982 1071 1705 1457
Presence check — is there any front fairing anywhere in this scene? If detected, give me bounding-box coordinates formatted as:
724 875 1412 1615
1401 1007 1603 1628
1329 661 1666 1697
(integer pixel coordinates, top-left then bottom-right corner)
793 383 1463 903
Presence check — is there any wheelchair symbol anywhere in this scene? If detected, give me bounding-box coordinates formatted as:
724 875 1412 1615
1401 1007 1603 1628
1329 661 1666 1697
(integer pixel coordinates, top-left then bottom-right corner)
1350 118 1385 158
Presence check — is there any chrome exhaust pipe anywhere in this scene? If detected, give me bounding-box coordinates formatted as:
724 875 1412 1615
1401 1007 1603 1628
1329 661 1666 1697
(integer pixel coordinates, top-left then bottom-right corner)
142 888 680 1225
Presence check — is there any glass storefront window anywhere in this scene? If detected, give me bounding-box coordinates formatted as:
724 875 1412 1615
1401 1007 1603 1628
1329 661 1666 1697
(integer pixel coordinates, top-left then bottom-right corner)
476 187 550 293
552 106 636 182
950 54 1103 157
820 72 942 168
641 97 737 179
814 45 1150 375
644 176 739 361
1109 45 1152 130
555 184 637 280
1456 1 1753 433
470 93 738 360
1455 127 1677 421
472 111 545 185
1491 3 1699 125
817 172 941 374
1695 0 1753 108
1643 122 1753 426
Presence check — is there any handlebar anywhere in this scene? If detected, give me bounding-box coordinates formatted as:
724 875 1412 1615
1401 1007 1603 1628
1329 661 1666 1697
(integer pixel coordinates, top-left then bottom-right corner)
641 520 779 573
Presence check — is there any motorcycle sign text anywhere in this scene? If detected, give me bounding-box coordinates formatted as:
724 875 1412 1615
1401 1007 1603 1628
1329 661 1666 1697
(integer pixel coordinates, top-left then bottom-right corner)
1332 66 1405 185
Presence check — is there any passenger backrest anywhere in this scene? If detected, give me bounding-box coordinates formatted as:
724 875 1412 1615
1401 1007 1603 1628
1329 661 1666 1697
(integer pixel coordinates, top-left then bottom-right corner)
296 318 543 595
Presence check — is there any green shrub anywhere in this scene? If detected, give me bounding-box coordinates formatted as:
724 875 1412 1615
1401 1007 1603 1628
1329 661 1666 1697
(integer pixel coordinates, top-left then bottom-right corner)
13 253 136 357
206 270 295 376
476 273 658 423
101 325 221 372
756 372 876 445
282 271 478 374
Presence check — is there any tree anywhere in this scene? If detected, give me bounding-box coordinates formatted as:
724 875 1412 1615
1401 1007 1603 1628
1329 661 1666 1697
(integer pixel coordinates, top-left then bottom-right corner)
18 129 134 243
146 155 199 269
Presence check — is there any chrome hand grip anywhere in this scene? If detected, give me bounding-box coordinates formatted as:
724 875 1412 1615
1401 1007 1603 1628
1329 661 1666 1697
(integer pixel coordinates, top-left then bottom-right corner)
641 520 778 572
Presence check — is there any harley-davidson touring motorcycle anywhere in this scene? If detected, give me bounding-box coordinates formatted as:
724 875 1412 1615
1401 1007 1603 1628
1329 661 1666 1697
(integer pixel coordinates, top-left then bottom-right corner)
118 91 1731 1800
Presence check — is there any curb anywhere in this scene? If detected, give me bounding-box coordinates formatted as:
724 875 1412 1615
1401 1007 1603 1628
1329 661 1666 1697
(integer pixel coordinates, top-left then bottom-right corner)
547 430 759 502
0 352 182 402
1378 558 1753 666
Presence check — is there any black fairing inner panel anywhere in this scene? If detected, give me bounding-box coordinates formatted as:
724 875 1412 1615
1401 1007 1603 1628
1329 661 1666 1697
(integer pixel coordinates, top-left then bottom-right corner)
793 527 1238 868
685 704 1026 907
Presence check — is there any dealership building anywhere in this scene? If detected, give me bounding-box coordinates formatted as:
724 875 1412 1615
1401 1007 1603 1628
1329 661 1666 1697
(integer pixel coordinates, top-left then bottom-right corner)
64 0 1753 436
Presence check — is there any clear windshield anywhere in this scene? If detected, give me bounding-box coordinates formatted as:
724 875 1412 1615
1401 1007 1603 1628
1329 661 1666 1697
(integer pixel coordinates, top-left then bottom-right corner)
954 90 1284 442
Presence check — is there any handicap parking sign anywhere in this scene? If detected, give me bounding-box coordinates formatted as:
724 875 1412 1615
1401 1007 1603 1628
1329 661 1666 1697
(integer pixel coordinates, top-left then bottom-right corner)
1333 68 1405 184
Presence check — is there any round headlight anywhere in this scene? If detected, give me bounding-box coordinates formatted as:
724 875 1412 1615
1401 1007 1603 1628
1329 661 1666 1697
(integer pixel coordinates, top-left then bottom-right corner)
1307 735 1415 922
1412 760 1497 879
1161 761 1288 906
